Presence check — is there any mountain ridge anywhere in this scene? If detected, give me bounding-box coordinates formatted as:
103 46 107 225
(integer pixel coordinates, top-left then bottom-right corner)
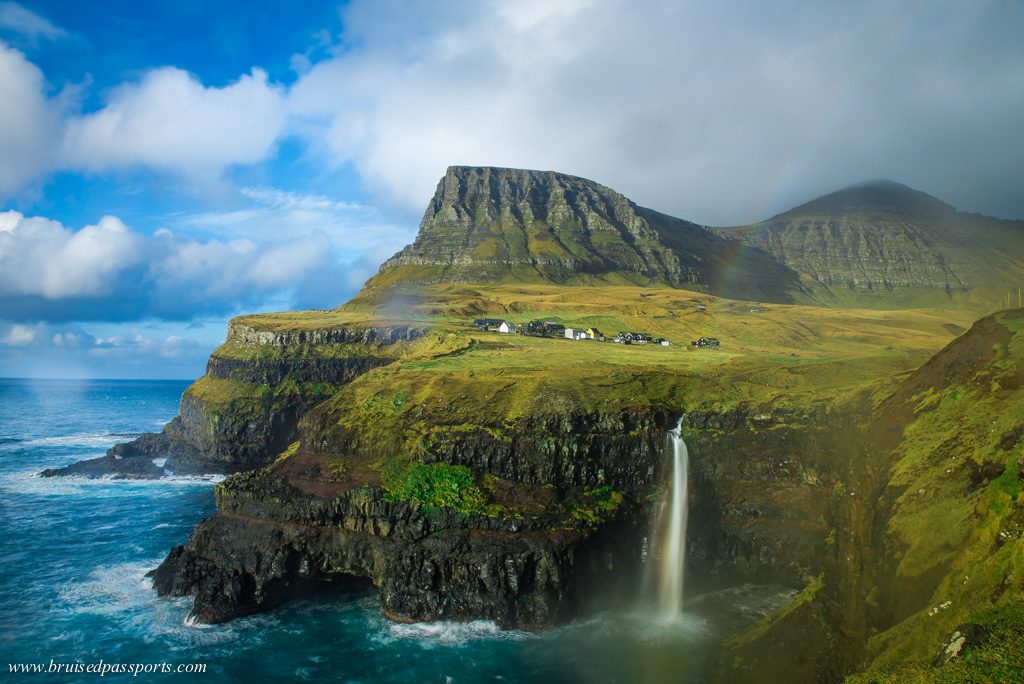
361 167 1023 311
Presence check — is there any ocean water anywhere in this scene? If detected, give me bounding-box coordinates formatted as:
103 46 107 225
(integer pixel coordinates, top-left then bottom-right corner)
0 379 784 683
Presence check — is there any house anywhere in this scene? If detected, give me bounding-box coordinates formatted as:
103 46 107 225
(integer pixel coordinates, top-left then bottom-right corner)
565 328 578 339
618 331 652 344
654 338 671 347
473 318 505 331
497 321 516 334
585 328 604 341
527 320 566 336
691 336 721 348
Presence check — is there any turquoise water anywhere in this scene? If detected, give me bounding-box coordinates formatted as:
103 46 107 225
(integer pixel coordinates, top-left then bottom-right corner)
0 379 762 683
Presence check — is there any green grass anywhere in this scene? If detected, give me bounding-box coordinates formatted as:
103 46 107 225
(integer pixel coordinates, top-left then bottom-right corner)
848 604 1024 683
569 485 625 527
376 459 488 514
848 311 1024 675
274 441 300 462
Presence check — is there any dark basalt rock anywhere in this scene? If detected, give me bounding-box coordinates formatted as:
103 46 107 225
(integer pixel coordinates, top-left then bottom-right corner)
152 399 851 627
205 355 390 385
153 470 647 627
40 429 216 479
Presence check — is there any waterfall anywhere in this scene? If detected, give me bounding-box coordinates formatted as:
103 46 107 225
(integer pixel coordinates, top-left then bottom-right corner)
657 416 689 618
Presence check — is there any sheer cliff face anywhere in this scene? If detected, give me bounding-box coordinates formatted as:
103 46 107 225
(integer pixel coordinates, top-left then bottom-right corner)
719 180 1024 307
373 166 694 286
364 166 801 302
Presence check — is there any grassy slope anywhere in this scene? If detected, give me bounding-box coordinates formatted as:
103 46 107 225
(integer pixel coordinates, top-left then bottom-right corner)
847 310 1024 683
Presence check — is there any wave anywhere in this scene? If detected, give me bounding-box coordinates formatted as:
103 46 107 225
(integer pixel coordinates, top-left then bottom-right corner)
377 618 530 646
57 559 247 648
0 469 223 499
21 432 140 448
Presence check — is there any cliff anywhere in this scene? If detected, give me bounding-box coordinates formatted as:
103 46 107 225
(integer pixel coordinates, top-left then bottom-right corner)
359 166 803 303
716 180 1024 309
152 405 665 627
43 315 427 479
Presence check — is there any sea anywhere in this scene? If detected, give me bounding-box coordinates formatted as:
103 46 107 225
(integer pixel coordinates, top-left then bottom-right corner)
0 379 788 683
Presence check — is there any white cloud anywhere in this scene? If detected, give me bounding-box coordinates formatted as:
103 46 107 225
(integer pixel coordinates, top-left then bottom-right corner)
62 67 287 178
0 320 216 378
176 186 413 261
0 42 61 196
0 2 65 42
0 211 140 298
0 209 355 321
1 322 36 345
286 0 1024 224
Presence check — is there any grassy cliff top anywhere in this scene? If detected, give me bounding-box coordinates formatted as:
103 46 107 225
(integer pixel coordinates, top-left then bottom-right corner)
293 285 980 454
226 284 978 418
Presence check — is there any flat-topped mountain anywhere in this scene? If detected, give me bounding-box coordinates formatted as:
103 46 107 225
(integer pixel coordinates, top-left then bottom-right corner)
362 168 1023 310
362 166 801 302
717 180 1024 308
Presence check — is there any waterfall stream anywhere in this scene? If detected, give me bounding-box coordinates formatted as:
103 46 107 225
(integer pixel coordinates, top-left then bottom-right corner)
658 416 689 618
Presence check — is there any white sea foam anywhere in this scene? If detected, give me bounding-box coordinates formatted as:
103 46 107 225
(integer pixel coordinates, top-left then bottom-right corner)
0 470 223 498
22 432 139 448
152 458 167 468
382 619 529 646
58 559 248 648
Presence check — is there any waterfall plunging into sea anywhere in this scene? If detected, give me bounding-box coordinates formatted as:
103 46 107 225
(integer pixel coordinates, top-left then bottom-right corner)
657 416 689 618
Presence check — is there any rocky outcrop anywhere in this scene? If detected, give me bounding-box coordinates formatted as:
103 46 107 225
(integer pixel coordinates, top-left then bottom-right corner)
361 166 802 303
41 429 207 479
152 460 647 627
683 404 847 587
316 407 670 491
224 322 424 347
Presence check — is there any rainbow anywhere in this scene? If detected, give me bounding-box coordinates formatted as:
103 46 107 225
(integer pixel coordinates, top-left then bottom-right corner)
745 0 935 225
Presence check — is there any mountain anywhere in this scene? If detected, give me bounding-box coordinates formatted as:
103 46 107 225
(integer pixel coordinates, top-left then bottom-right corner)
361 166 802 303
717 180 1024 308
363 169 1023 311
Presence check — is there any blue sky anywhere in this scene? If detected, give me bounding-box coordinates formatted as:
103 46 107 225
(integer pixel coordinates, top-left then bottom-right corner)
1 1 1022 378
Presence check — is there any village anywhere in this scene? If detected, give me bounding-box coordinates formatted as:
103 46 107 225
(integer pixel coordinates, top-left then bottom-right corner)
471 318 721 349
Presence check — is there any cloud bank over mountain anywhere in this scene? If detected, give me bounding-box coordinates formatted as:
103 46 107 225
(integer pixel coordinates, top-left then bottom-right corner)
2 0 1022 225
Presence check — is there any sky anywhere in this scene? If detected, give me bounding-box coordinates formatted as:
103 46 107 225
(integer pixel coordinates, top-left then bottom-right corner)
0 0 1022 379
